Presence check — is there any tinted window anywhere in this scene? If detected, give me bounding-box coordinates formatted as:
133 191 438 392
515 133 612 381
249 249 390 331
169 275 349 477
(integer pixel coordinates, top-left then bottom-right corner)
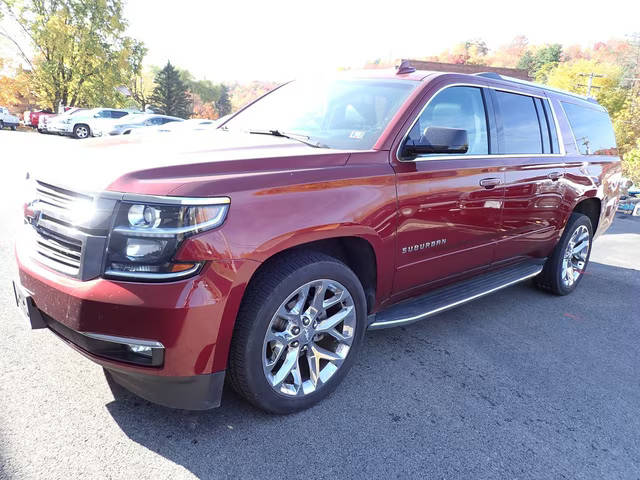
95 110 111 118
542 100 560 153
562 102 617 155
111 111 128 119
534 98 551 153
495 91 542 154
407 86 489 155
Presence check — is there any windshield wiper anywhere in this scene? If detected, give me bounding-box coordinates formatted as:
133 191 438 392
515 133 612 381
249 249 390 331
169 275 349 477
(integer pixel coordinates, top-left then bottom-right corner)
248 129 328 148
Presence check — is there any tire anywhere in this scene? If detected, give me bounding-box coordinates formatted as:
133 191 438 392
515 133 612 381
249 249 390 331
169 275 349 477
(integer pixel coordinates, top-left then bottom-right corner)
73 124 90 139
0 121 4 130
10 125 16 131
228 251 367 414
535 212 593 295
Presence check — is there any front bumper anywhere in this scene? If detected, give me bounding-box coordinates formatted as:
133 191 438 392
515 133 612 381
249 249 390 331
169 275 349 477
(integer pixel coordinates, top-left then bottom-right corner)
15 242 251 409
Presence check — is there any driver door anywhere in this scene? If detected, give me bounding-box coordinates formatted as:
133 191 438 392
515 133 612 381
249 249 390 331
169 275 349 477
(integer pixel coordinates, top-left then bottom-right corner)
391 83 505 296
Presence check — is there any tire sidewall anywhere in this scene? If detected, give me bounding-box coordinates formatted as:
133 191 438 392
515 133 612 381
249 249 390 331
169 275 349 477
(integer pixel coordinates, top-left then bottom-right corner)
552 214 593 295
240 260 367 413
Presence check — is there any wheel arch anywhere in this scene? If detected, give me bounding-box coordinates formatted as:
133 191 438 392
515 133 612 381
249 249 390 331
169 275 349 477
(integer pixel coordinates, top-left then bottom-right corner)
245 235 379 315
572 197 601 233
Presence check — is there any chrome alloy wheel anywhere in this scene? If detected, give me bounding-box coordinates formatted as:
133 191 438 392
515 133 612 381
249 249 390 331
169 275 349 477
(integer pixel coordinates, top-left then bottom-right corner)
262 279 356 397
75 125 89 138
561 224 590 288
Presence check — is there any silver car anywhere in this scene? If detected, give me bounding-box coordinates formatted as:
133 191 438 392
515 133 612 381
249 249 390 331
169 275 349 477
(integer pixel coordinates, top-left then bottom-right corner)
106 114 183 135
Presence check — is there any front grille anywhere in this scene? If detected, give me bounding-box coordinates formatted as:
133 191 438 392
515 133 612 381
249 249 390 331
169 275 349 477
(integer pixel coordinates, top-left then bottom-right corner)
29 181 94 276
33 226 83 275
36 181 92 224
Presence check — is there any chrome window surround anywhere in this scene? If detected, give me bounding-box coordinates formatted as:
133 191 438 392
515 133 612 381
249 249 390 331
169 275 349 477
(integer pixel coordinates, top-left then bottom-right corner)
396 82 567 163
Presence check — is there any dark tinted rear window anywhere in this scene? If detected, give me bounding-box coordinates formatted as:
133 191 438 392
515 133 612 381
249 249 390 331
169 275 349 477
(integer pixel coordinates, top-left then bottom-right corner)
494 91 542 154
562 102 617 155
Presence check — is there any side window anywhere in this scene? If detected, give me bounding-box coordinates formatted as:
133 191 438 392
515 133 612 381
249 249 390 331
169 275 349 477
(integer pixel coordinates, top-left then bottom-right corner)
533 98 551 153
406 86 489 156
494 90 543 154
562 102 617 155
95 110 110 118
111 111 128 119
542 100 560 153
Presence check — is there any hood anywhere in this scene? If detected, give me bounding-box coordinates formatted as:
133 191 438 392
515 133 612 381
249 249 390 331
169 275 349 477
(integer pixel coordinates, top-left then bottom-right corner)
32 130 352 196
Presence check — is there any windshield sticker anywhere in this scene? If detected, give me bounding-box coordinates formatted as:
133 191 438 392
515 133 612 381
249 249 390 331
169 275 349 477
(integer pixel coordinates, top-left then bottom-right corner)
349 130 365 140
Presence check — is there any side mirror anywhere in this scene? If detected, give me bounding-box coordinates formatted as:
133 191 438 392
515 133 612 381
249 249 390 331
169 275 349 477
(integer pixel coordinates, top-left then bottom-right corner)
402 126 469 158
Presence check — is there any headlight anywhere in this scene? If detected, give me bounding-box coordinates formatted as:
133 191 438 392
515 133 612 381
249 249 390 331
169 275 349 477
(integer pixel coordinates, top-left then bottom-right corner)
104 197 229 281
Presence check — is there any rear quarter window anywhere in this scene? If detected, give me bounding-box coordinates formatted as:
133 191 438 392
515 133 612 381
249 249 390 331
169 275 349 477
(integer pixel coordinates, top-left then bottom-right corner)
562 102 617 155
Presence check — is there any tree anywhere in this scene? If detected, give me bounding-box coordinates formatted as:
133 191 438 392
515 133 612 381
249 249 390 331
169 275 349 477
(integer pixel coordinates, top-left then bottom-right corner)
517 44 562 80
623 139 640 185
149 61 191 118
0 0 146 111
216 84 231 117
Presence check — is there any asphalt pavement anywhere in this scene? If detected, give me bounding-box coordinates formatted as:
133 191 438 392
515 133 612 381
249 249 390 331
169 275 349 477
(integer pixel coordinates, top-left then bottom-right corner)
0 130 639 479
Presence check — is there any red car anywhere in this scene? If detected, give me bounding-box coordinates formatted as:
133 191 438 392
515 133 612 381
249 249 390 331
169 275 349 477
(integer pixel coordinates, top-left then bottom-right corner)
14 66 621 413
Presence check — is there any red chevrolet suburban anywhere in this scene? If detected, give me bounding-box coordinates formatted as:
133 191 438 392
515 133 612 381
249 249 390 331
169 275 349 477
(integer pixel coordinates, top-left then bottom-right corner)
14 65 622 413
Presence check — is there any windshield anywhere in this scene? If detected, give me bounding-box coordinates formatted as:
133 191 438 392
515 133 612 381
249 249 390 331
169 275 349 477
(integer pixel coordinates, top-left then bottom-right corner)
223 78 418 150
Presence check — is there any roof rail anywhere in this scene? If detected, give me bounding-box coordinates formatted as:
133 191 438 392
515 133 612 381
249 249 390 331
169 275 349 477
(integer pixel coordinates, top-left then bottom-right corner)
473 72 599 104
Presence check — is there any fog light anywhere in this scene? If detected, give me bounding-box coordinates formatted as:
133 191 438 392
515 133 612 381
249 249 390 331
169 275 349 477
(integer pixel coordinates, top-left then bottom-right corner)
127 344 153 357
125 238 166 260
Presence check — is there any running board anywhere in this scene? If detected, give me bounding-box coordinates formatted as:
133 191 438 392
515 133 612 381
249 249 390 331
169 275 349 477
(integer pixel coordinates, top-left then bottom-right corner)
368 261 544 330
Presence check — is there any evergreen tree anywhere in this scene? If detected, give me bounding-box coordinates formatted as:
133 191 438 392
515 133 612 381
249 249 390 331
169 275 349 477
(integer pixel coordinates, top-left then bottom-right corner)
149 61 191 118
216 84 232 117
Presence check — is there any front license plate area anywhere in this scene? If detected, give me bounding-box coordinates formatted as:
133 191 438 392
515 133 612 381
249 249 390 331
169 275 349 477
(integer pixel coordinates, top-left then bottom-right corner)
12 280 46 329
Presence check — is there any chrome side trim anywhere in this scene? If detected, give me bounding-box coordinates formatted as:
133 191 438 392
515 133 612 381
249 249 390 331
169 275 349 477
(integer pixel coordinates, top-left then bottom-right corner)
395 82 566 162
369 267 542 329
81 332 164 349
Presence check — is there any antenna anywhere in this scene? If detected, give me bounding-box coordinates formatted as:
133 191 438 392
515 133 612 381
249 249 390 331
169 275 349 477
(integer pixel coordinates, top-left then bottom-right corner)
396 60 416 75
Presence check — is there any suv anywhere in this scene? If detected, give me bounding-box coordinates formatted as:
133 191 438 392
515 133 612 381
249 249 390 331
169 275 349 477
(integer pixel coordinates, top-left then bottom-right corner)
53 108 133 138
0 106 20 130
14 67 621 413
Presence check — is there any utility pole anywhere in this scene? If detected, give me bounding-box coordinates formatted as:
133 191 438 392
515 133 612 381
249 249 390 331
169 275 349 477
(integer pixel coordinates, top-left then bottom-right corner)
577 72 604 97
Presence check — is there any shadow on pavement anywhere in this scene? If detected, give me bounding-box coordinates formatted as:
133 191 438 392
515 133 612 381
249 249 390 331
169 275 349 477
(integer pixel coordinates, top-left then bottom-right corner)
103 258 640 479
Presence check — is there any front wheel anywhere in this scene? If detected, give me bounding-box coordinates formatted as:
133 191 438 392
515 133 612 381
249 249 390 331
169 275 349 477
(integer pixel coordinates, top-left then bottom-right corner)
73 124 90 139
536 212 593 295
228 251 367 414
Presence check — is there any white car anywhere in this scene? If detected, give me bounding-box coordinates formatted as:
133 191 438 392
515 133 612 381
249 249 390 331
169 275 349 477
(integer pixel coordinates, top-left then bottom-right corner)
131 117 223 135
105 113 183 135
0 106 20 130
51 108 137 139
40 108 86 135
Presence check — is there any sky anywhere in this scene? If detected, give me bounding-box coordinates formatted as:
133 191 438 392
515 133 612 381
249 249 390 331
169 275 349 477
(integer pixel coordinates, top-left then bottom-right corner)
2 0 639 81
124 0 640 82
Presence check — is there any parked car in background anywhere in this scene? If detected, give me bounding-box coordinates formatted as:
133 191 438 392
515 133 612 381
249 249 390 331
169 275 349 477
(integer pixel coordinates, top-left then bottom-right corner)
29 110 56 131
0 106 20 130
618 180 640 216
15 69 622 414
52 108 136 139
131 117 221 135
105 114 182 136
40 108 86 135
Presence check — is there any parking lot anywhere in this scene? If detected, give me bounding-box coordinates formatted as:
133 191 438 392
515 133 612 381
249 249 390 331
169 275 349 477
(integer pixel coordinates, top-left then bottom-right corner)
1 130 639 479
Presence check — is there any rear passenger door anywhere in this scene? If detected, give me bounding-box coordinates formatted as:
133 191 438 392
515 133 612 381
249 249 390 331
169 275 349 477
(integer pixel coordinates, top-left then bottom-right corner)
487 88 566 263
392 83 505 296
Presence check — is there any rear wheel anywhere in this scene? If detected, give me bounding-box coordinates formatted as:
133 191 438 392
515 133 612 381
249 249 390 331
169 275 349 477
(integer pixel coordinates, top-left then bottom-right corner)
228 251 367 414
11 125 17 131
536 212 593 295
0 121 4 130
73 124 90 139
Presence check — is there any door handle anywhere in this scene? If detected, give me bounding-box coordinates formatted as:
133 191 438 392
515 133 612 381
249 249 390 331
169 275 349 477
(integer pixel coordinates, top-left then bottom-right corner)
547 171 563 181
479 177 502 189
